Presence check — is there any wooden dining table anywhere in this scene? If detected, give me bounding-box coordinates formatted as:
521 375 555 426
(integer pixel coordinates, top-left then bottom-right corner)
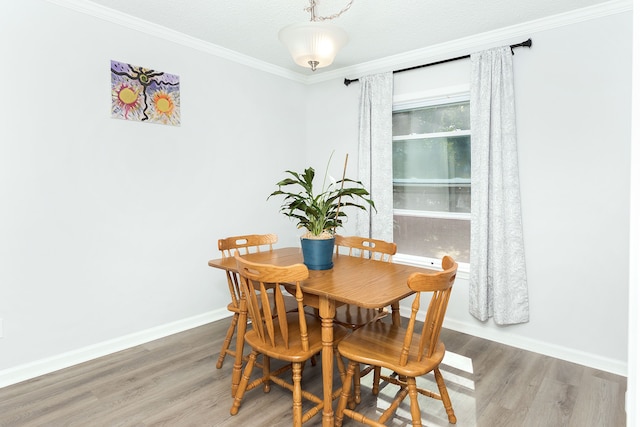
208 246 437 427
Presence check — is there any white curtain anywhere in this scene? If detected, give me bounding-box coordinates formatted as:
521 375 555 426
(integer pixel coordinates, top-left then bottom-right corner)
469 46 529 325
355 72 394 241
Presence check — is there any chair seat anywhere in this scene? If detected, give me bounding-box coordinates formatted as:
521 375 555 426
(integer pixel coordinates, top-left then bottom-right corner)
338 321 445 377
245 312 349 363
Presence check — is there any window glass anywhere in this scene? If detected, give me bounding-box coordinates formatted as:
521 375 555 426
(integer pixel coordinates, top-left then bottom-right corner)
392 98 470 264
393 135 470 213
392 102 470 135
393 216 470 263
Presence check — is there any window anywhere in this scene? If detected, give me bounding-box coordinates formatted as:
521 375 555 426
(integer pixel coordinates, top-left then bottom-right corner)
392 96 470 265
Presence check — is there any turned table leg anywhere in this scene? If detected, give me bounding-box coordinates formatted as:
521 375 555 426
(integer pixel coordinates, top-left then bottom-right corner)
319 295 336 427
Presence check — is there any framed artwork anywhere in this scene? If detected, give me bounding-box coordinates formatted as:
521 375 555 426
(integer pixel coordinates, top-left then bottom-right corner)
110 60 180 126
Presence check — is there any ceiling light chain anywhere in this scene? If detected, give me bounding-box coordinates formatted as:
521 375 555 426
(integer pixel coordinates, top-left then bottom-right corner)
304 0 354 22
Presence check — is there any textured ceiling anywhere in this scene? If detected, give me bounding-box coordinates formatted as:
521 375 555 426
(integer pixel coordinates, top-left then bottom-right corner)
85 0 613 76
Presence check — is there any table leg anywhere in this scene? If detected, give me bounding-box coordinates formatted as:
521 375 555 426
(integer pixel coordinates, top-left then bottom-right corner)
231 298 248 398
391 301 401 327
319 295 336 427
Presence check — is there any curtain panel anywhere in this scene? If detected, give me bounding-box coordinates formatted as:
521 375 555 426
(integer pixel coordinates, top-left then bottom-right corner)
469 46 529 325
355 72 394 241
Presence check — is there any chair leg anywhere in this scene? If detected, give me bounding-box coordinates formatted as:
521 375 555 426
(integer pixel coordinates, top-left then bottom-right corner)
372 366 381 395
230 350 258 415
335 361 357 427
353 363 362 404
262 354 271 393
334 349 346 384
333 347 356 410
216 312 238 369
406 377 422 426
292 362 303 427
231 307 248 397
434 367 457 424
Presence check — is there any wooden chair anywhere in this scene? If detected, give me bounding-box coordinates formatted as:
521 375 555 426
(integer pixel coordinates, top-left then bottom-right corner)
216 233 281 370
333 235 398 403
230 254 349 426
334 235 398 327
335 256 458 427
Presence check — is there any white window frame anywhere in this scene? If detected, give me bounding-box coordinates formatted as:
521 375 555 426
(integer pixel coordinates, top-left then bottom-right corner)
392 90 471 276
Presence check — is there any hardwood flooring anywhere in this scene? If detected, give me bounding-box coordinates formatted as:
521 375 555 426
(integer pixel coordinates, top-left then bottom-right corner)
0 319 627 426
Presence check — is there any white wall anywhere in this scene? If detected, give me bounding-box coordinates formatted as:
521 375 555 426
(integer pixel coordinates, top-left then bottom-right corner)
0 0 632 387
0 0 307 382
307 12 632 374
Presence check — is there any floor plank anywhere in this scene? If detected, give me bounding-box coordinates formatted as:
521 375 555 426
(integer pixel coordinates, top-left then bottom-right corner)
0 320 627 426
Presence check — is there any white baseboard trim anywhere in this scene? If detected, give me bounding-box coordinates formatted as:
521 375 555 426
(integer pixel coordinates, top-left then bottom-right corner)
2 307 627 390
441 317 628 377
395 306 627 376
0 309 230 389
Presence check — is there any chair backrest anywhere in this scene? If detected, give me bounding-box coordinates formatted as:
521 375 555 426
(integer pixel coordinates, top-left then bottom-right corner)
235 253 310 351
335 235 397 262
218 234 278 309
400 256 458 366
218 234 278 258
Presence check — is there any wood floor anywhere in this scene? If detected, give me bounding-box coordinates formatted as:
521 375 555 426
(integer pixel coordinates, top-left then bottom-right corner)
0 318 627 426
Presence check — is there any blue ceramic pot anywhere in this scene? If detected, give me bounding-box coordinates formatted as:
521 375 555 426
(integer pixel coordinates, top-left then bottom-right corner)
300 237 335 270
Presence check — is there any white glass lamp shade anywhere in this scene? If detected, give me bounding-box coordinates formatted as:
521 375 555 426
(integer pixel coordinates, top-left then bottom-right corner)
279 22 348 70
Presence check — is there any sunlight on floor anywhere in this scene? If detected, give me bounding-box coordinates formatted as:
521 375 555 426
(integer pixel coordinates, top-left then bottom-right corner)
367 350 478 426
442 351 476 391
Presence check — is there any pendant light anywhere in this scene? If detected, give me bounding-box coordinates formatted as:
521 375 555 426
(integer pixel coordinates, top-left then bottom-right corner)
279 0 352 72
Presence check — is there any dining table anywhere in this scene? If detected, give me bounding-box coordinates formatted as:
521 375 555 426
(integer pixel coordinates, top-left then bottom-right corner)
208 246 438 427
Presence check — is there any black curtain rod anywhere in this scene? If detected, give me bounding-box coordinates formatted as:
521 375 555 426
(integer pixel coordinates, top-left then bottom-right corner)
343 38 532 86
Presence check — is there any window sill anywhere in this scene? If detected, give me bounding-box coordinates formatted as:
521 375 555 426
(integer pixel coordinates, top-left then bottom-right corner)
394 253 470 281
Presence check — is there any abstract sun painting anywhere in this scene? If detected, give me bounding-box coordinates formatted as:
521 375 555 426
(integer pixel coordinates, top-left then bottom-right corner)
111 60 180 126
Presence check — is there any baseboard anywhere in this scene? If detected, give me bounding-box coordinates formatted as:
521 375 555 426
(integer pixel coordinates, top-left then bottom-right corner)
0 309 229 389
2 307 627 390
441 317 628 377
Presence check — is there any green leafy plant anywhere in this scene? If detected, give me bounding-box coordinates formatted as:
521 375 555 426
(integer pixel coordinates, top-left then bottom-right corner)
268 155 375 238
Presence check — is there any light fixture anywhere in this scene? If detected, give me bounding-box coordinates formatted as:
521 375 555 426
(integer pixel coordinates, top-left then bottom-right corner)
279 0 352 72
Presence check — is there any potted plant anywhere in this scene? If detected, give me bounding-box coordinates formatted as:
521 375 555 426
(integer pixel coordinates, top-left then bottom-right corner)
268 154 375 270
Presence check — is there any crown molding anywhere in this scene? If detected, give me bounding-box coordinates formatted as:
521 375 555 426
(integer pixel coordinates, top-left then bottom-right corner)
45 0 308 84
47 0 631 86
